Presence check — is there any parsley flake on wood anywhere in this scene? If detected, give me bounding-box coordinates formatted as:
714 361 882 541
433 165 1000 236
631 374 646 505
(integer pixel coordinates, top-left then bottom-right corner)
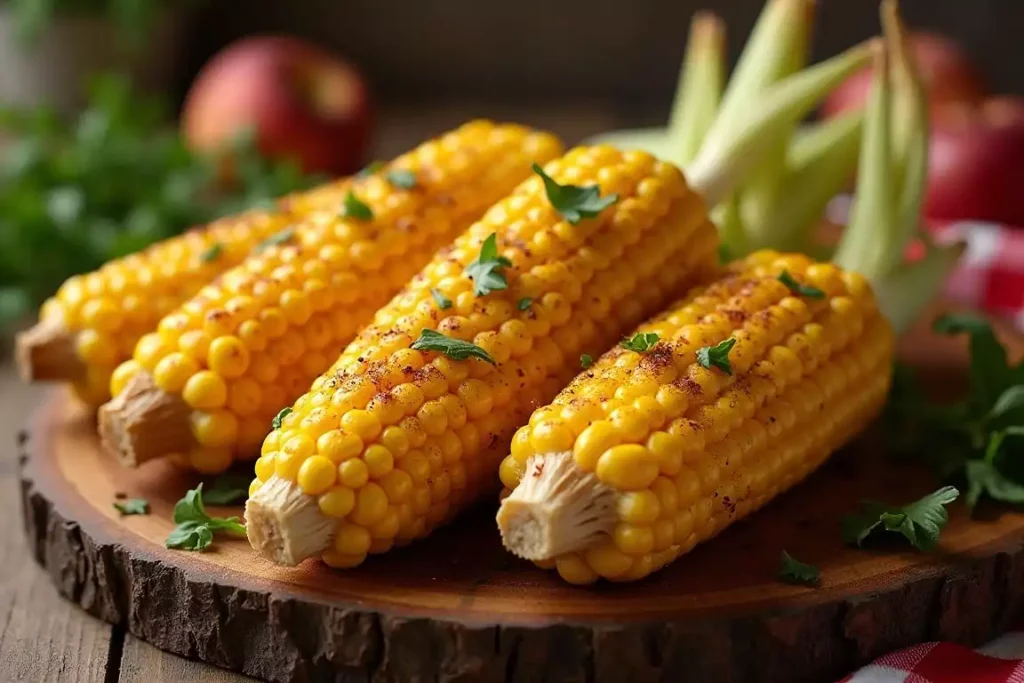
113 498 149 516
199 242 223 263
165 484 246 552
341 190 374 221
202 475 252 506
256 227 295 252
621 332 660 353
841 486 959 552
580 354 594 369
777 270 825 299
431 288 453 310
386 169 417 189
697 338 737 375
465 233 512 296
532 163 619 225
778 551 819 586
411 329 496 364
517 297 533 311
271 407 292 430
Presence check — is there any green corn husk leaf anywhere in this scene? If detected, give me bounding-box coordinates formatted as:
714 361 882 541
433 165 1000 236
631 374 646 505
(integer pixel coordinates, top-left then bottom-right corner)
688 38 875 210
874 240 965 336
668 11 727 166
763 109 863 253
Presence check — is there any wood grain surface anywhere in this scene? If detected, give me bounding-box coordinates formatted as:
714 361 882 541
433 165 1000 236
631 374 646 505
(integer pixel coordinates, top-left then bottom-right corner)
14 305 1024 683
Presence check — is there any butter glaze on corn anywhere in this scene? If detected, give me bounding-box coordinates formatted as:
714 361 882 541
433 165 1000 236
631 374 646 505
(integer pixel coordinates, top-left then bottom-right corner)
245 145 720 569
496 251 894 584
14 183 350 406
97 121 563 473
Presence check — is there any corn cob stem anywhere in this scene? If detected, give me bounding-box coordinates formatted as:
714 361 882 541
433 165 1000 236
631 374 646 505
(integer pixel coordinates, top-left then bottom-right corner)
497 451 616 560
246 477 335 566
98 373 192 467
15 319 84 382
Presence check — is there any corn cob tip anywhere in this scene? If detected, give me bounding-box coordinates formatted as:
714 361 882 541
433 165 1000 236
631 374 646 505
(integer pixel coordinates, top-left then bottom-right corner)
15 319 84 383
246 476 334 566
497 452 617 561
98 373 192 468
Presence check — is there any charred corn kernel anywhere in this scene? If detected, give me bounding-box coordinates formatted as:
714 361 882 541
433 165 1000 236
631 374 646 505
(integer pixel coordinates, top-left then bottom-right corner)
182 371 228 410
98 121 561 472
318 486 356 518
499 251 894 583
249 144 720 570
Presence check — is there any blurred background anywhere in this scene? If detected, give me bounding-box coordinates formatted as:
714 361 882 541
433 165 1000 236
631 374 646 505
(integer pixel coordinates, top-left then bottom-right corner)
1 0 1021 331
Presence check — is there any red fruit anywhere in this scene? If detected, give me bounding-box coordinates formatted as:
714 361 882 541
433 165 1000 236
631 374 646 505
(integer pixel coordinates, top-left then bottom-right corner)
925 97 1024 226
821 31 986 118
183 36 373 177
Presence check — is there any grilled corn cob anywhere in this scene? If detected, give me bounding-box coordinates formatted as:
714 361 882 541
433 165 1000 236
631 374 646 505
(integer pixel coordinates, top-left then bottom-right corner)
245 145 720 568
98 121 562 473
495 250 894 584
15 182 352 407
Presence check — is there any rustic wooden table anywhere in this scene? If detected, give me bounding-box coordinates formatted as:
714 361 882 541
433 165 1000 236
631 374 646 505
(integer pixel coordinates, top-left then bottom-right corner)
0 107 624 682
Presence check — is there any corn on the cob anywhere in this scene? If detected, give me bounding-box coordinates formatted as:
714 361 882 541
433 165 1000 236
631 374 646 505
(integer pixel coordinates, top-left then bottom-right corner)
495 250 894 584
244 145 720 568
98 121 563 473
15 181 352 406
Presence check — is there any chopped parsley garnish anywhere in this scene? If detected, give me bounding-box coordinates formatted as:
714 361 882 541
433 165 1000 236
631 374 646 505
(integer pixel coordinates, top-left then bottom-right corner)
841 486 959 552
697 337 737 375
386 169 417 189
777 270 825 299
357 160 384 178
341 190 374 221
465 233 512 296
621 332 660 353
271 407 292 430
411 329 496 365
201 475 252 506
532 163 619 225
256 227 295 252
199 242 223 263
580 354 593 369
113 498 149 516
165 484 247 552
778 551 819 586
517 297 533 311
431 288 452 310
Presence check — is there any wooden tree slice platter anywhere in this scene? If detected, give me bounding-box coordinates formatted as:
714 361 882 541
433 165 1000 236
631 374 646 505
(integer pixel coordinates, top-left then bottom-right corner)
16 306 1024 683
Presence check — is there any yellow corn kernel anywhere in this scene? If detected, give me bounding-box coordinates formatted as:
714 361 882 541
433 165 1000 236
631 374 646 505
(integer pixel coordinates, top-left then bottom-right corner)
596 445 660 490
182 370 228 410
334 524 372 555
317 430 363 463
351 483 389 526
190 410 239 448
297 455 337 495
152 353 200 393
338 458 369 488
318 486 356 518
109 360 141 397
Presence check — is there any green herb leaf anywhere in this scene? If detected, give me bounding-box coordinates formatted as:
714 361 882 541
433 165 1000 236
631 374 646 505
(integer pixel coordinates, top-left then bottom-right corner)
841 486 959 552
166 484 246 551
386 169 417 189
411 329 496 365
357 160 384 178
113 498 148 516
989 386 1024 427
697 337 737 375
431 288 452 310
202 475 252 506
581 354 594 369
532 163 619 224
257 228 295 252
778 551 819 586
517 297 533 311
464 233 512 297
621 332 660 353
965 459 1024 509
717 243 733 265
934 314 1012 407
199 242 223 264
341 190 374 221
271 407 292 430
777 270 825 299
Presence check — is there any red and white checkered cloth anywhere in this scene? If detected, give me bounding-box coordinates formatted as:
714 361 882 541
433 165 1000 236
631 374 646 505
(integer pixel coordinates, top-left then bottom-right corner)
841 632 1024 682
827 197 1024 330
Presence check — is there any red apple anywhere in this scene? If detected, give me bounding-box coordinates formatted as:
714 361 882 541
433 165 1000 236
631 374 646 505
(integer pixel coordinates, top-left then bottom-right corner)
924 97 1024 225
821 32 986 118
183 36 372 177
